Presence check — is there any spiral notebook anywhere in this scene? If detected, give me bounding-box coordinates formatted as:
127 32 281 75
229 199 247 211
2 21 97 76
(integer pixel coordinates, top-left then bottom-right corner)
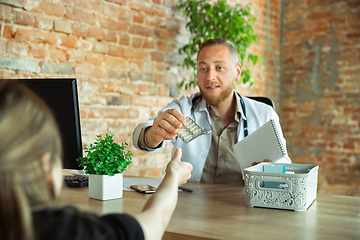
234 119 287 179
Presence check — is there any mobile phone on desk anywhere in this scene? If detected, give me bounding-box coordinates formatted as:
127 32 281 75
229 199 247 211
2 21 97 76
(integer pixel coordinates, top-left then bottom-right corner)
130 184 157 194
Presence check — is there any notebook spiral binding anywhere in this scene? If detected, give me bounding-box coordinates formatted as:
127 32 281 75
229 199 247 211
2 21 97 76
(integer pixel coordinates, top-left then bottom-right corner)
270 119 286 157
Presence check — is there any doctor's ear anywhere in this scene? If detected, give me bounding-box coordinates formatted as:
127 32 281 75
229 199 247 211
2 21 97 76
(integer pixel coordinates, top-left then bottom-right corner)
236 63 242 80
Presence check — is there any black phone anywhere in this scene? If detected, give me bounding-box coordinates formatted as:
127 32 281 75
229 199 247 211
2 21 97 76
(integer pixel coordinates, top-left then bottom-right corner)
130 184 157 194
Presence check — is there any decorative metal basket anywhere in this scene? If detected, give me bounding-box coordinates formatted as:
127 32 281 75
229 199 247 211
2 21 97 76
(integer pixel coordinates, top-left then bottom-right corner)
244 163 319 211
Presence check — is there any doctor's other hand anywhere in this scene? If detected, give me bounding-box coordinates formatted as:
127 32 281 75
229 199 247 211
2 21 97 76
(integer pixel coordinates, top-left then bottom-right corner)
146 109 186 145
165 148 193 186
252 159 272 166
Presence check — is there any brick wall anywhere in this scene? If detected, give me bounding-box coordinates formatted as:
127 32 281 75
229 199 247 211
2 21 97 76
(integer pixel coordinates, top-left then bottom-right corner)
236 0 282 109
0 0 281 179
282 0 360 196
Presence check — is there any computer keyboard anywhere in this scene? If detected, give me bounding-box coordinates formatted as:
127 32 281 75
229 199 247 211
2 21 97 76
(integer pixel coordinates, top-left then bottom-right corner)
64 175 88 187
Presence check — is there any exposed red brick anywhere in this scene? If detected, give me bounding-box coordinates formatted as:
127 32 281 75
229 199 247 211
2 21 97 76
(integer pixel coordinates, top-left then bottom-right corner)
34 2 66 17
150 51 164 62
129 25 152 37
2 25 13 39
2 5 12 23
143 39 155 49
85 53 104 66
59 35 75 48
119 32 130 45
99 17 128 31
29 45 48 58
88 27 104 40
129 0 152 14
152 7 166 18
118 7 132 20
65 7 95 25
109 45 123 57
14 10 34 26
146 17 157 27
104 55 128 69
75 66 107 79
88 0 104 13
72 22 88 37
153 29 173 40
131 37 143 48
35 15 53 30
133 10 145 23
74 0 88 8
14 28 57 44
104 30 117 43
156 40 166 51
50 48 67 62
136 50 147 60
123 48 136 58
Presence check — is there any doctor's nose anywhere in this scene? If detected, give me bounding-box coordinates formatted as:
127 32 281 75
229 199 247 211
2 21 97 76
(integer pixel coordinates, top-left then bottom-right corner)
206 68 216 81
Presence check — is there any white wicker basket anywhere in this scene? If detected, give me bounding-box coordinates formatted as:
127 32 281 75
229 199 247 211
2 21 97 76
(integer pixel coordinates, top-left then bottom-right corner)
244 163 319 211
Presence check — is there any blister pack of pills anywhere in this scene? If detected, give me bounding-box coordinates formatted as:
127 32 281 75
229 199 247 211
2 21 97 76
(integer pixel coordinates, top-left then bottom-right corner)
177 117 210 143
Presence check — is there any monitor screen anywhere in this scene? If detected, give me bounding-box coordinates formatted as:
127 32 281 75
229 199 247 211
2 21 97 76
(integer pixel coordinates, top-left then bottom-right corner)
9 78 83 169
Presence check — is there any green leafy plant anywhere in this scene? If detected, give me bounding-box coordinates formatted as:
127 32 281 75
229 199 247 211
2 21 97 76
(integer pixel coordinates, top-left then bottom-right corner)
176 0 262 90
76 133 132 176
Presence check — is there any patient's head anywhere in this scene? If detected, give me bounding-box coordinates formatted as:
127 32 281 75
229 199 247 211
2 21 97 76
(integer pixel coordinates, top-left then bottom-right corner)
0 80 62 240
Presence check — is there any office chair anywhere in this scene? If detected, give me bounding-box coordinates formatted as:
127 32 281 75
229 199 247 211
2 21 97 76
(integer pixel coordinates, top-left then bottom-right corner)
247 96 275 111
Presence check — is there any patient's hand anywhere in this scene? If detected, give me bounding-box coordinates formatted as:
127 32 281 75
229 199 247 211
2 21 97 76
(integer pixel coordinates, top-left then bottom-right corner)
252 159 271 166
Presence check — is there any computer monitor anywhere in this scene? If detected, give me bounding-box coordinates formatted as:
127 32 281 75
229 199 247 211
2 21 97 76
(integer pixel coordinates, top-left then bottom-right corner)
9 78 83 169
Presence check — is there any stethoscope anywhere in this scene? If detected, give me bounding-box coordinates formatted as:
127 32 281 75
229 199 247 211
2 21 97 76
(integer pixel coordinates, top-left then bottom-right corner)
191 92 248 137
239 94 248 137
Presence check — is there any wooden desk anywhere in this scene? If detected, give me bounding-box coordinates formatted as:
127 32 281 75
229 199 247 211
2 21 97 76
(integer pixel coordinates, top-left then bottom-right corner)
58 177 360 240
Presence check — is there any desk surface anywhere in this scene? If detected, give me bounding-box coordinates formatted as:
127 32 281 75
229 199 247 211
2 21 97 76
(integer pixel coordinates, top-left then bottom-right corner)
59 175 360 240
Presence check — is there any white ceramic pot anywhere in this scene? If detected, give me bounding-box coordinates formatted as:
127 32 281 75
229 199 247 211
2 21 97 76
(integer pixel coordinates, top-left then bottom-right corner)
88 173 123 201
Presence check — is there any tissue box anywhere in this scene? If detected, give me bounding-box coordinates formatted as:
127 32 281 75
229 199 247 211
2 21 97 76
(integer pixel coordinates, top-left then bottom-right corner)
244 163 319 211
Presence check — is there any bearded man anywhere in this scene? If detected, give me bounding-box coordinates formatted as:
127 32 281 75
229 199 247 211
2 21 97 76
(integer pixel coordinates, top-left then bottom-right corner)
132 38 291 185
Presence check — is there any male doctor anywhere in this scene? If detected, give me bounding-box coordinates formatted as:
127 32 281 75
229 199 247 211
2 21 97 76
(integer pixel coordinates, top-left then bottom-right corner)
132 37 291 185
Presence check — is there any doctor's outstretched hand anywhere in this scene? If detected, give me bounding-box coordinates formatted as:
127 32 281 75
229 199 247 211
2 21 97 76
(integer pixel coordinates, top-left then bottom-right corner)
145 109 186 148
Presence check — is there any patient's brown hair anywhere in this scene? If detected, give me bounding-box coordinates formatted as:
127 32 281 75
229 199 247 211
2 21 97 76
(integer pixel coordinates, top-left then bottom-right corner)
0 81 62 240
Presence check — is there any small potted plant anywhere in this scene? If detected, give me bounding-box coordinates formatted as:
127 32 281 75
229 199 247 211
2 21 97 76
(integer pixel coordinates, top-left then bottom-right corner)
77 133 133 200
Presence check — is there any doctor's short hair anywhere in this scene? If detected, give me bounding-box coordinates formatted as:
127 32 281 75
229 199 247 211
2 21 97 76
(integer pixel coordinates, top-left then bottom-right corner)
197 37 239 67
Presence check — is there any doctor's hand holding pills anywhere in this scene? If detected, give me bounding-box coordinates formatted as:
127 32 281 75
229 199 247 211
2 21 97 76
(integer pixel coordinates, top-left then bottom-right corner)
144 109 186 148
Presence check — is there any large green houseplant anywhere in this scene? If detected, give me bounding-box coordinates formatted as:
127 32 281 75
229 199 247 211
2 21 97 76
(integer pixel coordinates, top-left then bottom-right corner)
176 0 262 90
76 133 133 200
